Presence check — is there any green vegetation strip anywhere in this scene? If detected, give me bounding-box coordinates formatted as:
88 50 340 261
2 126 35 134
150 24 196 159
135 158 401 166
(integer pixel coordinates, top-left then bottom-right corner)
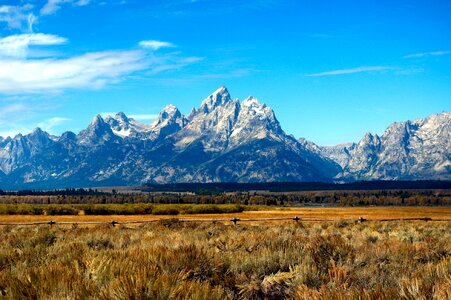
0 204 253 216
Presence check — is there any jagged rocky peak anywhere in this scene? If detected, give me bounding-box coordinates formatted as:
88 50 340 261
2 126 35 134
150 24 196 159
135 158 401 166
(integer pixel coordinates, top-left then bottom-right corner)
77 114 115 145
90 114 115 133
26 127 52 144
241 96 274 118
155 104 181 121
104 112 130 126
115 112 129 122
238 96 281 131
148 104 187 139
182 86 240 135
197 85 232 114
90 114 104 126
151 104 186 127
28 127 47 137
382 120 411 137
226 95 284 148
360 132 380 145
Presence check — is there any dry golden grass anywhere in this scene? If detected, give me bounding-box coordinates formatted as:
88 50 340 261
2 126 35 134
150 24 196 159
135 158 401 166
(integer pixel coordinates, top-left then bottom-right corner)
0 206 449 224
0 215 450 299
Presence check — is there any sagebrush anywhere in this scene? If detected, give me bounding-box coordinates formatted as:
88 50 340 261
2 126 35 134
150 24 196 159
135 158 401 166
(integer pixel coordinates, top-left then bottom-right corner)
0 220 450 299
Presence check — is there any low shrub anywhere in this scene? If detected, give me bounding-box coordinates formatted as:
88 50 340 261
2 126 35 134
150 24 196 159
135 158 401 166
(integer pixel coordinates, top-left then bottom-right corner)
183 204 245 214
152 206 180 215
45 205 79 215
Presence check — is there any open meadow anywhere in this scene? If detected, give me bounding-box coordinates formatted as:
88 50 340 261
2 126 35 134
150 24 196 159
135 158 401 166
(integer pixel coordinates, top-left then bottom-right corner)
0 205 450 299
0 205 450 224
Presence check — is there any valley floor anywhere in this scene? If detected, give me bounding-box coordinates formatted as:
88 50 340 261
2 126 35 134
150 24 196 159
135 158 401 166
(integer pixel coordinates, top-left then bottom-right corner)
0 206 450 224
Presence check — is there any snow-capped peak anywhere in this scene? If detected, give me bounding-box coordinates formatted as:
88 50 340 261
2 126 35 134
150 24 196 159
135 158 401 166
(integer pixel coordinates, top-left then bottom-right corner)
103 112 146 138
240 96 277 122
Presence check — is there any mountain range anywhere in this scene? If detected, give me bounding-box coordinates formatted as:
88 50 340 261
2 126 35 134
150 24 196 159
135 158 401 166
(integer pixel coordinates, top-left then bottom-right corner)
0 86 449 189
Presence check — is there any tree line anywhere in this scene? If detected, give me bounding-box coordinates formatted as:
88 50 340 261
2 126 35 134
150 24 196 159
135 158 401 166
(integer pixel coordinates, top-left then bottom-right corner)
0 189 449 206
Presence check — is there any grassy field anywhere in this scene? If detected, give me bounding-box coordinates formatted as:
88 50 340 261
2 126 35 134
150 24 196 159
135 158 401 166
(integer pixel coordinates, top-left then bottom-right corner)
0 216 450 299
0 206 449 224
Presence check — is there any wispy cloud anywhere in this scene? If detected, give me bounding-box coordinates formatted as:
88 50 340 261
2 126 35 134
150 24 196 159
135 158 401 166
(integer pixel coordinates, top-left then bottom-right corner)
1 1 94 33
0 4 36 32
41 0 92 16
0 34 200 94
139 40 175 51
147 56 204 74
403 51 450 59
37 117 71 132
0 34 67 58
305 66 392 77
0 49 149 93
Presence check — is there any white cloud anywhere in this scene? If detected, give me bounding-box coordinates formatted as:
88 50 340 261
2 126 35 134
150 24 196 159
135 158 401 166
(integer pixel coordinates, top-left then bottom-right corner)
404 51 450 59
0 5 36 32
305 66 392 77
0 33 199 94
41 0 91 16
27 13 37 32
37 117 71 132
0 50 150 93
139 40 175 51
0 34 67 58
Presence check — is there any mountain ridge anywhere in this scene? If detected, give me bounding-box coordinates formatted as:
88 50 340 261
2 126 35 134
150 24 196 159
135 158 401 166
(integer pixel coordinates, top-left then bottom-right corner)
0 87 449 188
308 112 450 181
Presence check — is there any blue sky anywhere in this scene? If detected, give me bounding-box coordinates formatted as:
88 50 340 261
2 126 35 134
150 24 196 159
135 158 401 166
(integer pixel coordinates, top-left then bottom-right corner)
0 0 450 145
